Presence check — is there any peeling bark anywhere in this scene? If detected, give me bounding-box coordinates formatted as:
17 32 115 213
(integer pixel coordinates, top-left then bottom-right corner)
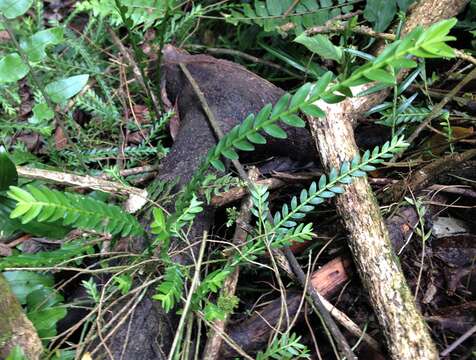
307 1 469 359
0 274 42 360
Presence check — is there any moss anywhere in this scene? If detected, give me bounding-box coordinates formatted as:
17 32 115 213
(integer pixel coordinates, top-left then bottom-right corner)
0 275 22 348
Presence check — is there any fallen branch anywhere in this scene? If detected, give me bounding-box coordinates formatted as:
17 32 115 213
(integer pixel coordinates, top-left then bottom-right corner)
222 204 422 357
381 148 476 204
307 1 469 359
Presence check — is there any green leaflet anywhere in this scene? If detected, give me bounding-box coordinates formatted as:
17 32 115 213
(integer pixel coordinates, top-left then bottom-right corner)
0 53 29 83
20 27 64 63
7 185 143 237
0 241 93 270
0 0 33 19
45 74 90 104
270 136 409 234
175 19 456 220
294 34 343 62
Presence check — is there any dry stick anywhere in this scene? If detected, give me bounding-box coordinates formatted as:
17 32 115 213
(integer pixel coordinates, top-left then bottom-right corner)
221 256 355 358
210 172 396 207
108 28 162 119
179 63 356 360
403 66 476 151
309 95 439 360
16 166 148 213
202 168 259 360
0 274 43 360
318 296 381 352
440 324 476 357
279 9 364 33
381 147 476 204
168 231 208 360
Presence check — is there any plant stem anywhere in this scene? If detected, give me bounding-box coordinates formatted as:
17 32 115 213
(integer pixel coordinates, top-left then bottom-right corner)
168 231 208 360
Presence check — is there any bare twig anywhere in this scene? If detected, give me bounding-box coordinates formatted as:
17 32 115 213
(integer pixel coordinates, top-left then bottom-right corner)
108 28 162 119
403 66 476 151
168 232 208 360
381 148 476 204
440 324 476 357
202 168 259 360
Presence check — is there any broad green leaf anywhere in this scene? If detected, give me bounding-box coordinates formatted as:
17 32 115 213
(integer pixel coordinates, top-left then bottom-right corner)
210 159 225 172
233 140 255 151
0 146 17 190
0 53 29 83
280 114 305 127
295 34 343 62
264 124 287 138
387 58 417 69
29 103 54 124
28 306 67 337
20 27 64 62
3 271 54 304
301 104 325 117
0 0 33 19
417 18 457 46
311 71 333 98
26 286 63 311
221 148 239 160
363 0 396 32
266 0 282 16
421 42 455 57
45 74 89 104
247 132 267 144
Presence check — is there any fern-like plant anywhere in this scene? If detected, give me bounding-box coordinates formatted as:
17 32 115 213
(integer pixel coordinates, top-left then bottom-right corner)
256 332 310 360
0 240 93 270
227 0 354 34
153 136 408 315
152 264 184 312
270 136 408 234
7 185 143 237
176 19 457 212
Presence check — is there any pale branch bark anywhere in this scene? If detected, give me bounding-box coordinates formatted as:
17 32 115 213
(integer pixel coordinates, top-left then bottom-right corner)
310 111 438 359
307 0 469 359
0 274 43 360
